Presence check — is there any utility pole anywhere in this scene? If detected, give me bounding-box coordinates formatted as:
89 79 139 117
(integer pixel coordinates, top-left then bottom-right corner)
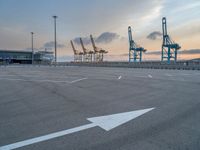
31 32 34 64
52 16 58 63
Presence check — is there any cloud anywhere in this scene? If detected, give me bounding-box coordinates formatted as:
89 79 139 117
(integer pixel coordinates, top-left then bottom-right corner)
172 2 200 13
141 5 163 23
73 32 120 45
43 41 65 50
146 49 200 55
180 49 200 55
96 32 120 44
146 51 160 55
73 37 91 45
147 31 162 40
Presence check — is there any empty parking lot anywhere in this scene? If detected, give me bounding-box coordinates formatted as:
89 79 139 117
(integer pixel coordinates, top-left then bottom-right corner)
0 66 200 150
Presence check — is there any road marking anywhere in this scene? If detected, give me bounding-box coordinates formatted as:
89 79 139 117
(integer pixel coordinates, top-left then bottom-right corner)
165 73 172 77
0 75 71 79
194 73 200 76
0 75 47 78
118 76 122 80
131 75 148 78
148 74 152 78
69 78 88 83
182 73 190 76
0 108 154 150
0 77 87 84
0 78 71 83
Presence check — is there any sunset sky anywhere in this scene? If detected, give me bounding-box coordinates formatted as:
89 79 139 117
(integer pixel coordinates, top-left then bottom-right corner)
0 0 199 61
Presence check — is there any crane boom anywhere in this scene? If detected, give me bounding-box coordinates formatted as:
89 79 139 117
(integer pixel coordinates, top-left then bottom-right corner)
128 26 134 48
90 34 108 62
70 40 76 54
80 38 86 53
79 37 93 62
90 35 96 50
161 17 181 63
162 17 168 42
70 40 83 62
128 26 146 62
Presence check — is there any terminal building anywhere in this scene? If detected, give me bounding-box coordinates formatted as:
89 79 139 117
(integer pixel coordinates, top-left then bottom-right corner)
0 49 54 64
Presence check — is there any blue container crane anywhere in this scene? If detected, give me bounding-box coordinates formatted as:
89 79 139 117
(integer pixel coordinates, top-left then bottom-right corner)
162 17 181 64
128 26 146 62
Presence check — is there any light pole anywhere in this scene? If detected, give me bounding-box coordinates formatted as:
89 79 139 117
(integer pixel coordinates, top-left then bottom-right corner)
31 32 34 64
52 15 58 63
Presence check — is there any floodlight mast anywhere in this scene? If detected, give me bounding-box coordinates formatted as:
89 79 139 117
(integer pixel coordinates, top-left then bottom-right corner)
31 32 34 64
52 15 58 63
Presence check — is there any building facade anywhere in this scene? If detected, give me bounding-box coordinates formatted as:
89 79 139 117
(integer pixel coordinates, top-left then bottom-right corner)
0 50 54 64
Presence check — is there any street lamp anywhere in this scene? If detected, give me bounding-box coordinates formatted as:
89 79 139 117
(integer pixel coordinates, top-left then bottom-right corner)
52 15 58 63
31 32 34 64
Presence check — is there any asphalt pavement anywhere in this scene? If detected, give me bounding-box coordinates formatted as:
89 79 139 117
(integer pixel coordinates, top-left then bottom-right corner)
0 65 200 150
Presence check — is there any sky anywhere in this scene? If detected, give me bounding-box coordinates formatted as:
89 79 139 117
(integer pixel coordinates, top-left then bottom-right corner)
0 0 199 61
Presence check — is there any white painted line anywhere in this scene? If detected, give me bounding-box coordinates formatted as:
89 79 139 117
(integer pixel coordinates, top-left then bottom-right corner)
194 73 200 76
165 73 172 77
0 124 96 150
87 108 155 131
0 75 70 79
0 108 154 150
69 78 88 83
118 76 122 80
133 75 148 78
0 77 88 84
0 78 71 83
148 74 153 78
0 78 30 82
182 73 190 76
0 75 40 78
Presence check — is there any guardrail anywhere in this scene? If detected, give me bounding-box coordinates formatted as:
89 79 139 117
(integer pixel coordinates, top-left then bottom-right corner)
57 61 200 70
1 61 200 70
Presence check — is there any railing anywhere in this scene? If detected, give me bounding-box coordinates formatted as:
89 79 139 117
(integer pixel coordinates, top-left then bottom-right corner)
1 61 200 70
58 61 200 70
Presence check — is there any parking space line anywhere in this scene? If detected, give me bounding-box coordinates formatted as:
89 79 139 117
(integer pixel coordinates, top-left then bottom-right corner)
70 78 88 83
165 73 173 77
0 78 71 83
0 75 71 79
182 73 190 76
148 74 153 78
0 77 88 84
118 76 122 80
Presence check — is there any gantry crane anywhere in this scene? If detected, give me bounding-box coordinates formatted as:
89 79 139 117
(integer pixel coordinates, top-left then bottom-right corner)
80 37 94 62
162 17 181 64
128 26 146 62
90 35 108 62
70 40 83 62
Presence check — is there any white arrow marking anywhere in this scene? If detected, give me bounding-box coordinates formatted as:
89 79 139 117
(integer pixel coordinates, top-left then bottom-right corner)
148 74 152 78
118 76 122 80
88 107 154 131
0 108 154 150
